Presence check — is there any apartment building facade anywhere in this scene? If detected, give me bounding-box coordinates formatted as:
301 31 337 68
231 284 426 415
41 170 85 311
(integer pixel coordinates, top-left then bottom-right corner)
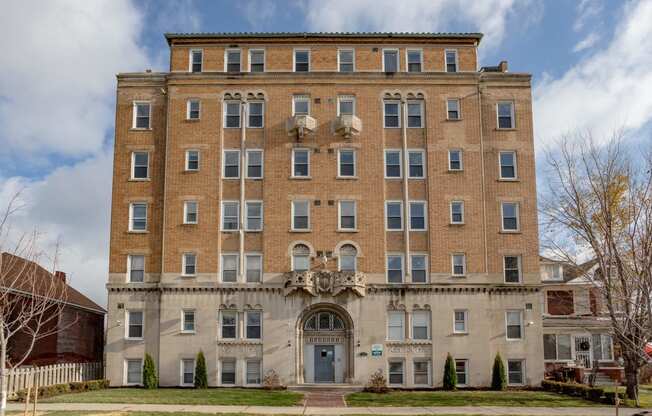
106 32 543 388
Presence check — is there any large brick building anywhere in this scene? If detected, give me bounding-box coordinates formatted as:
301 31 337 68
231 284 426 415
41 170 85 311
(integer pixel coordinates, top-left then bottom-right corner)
106 32 544 388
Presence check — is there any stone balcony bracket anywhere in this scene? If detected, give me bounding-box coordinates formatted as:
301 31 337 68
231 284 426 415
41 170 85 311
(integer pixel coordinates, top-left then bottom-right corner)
286 115 317 141
283 270 366 297
334 114 362 139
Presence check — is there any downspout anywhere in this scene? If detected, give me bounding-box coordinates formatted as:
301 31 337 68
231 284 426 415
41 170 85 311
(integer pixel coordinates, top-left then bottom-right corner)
239 99 247 282
158 82 170 375
401 98 411 281
477 79 489 274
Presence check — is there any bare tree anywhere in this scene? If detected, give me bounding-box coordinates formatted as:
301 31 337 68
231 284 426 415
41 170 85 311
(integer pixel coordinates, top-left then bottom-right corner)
541 131 652 404
0 192 68 416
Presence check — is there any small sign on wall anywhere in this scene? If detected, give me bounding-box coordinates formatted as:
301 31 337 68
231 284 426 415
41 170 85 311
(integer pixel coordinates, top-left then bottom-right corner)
371 344 383 357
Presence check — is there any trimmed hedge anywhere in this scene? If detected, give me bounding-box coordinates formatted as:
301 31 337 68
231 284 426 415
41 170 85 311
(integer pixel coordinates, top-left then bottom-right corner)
541 379 605 402
16 379 109 401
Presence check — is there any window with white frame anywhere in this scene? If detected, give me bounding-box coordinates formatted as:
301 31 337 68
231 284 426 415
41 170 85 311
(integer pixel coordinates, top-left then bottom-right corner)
294 49 310 72
592 334 614 361
387 311 405 340
249 49 265 72
221 359 236 384
125 359 143 385
190 49 203 72
338 149 356 177
407 49 422 72
292 200 310 230
455 359 468 386
181 309 195 333
447 99 460 120
409 201 426 231
292 95 310 115
126 310 143 339
339 49 354 72
221 254 238 283
247 101 264 128
246 310 262 339
407 101 423 128
224 101 241 128
246 254 262 283
129 203 147 231
133 102 150 129
504 256 521 283
387 255 403 283
448 149 463 171
445 49 458 73
221 201 239 231
245 201 263 231
292 244 310 271
413 360 429 385
187 99 200 120
386 201 403 231
339 200 356 230
450 201 464 224
181 359 195 386
388 360 404 384
246 150 263 179
506 310 523 340
338 95 355 116
246 359 262 384
499 151 517 179
497 101 515 129
186 150 199 171
131 152 149 179
408 150 425 178
383 49 399 72
507 360 524 385
220 310 237 339
412 310 430 340
452 254 466 276
182 253 197 276
501 202 520 231
385 150 402 178
223 150 240 178
543 334 572 360
184 201 198 224
410 254 427 283
384 101 400 128
292 148 310 177
128 255 145 283
339 244 357 272
454 310 468 333
225 49 241 72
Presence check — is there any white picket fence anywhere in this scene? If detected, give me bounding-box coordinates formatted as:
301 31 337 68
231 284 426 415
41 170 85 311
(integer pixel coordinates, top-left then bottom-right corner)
6 362 103 398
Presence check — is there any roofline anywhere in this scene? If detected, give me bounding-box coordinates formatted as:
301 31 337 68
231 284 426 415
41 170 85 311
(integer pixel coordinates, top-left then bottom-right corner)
1 286 106 315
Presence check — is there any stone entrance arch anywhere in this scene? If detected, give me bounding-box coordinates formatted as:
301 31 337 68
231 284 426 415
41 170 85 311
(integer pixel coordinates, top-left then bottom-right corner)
296 303 354 384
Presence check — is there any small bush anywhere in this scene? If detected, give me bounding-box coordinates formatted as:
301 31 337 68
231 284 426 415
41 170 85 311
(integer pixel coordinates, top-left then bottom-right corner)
364 369 389 393
262 369 285 390
16 379 109 401
442 353 457 391
491 353 506 391
603 391 626 405
143 353 158 389
194 350 208 389
586 387 604 402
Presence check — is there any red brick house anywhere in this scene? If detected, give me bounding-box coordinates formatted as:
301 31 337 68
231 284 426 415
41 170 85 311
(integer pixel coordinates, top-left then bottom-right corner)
1 252 105 365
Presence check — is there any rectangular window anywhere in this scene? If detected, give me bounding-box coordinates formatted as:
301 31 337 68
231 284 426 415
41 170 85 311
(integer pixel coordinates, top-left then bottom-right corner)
544 334 572 360
547 290 574 315
387 255 403 283
448 149 463 171
182 309 195 333
384 102 400 128
339 200 356 230
338 149 356 177
223 150 240 178
413 361 429 386
455 360 468 386
501 202 520 231
292 200 310 230
387 311 405 341
497 101 515 129
338 95 355 116
247 102 264 128
245 201 263 231
226 49 241 72
190 49 203 72
412 310 429 340
338 49 354 72
292 149 310 177
293 95 310 116
445 49 458 73
129 203 147 231
383 49 399 72
246 150 263 179
593 334 614 361
408 150 425 178
504 256 521 283
388 361 404 385
385 150 402 178
406 49 422 72
126 310 143 339
246 311 262 339
221 201 239 231
246 254 262 283
131 152 149 179
409 201 426 231
221 359 236 384
224 101 241 128
128 255 144 283
454 310 468 333
133 102 150 129
186 150 199 171
294 49 310 72
187 99 200 120
220 311 237 339
499 151 517 179
126 359 143 385
183 253 197 276
506 310 523 340
452 254 466 276
249 49 265 72
386 201 403 231
184 201 198 224
507 360 524 385
447 99 460 120
221 254 239 283
407 102 423 128
181 359 195 386
410 254 427 283
246 360 262 384
450 201 464 224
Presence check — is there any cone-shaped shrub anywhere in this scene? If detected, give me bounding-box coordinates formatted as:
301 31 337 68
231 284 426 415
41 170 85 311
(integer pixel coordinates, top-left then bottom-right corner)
491 352 507 391
443 353 457 390
194 351 208 389
142 353 158 389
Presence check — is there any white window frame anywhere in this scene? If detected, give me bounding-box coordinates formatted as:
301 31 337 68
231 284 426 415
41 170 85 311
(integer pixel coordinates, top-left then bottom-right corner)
406 101 424 128
408 201 427 231
413 359 431 386
291 244 311 272
387 310 405 341
185 149 200 171
124 358 143 386
222 149 241 179
291 200 311 231
388 359 404 386
219 310 238 339
245 253 263 283
338 245 358 272
411 310 430 340
507 359 526 386
455 359 469 387
247 101 265 128
453 309 468 334
246 359 263 385
186 99 201 120
337 148 356 178
384 149 402 179
245 200 263 232
505 310 524 341
182 253 197 277
337 48 355 72
386 253 404 284
181 309 196 334
248 48 265 73
221 201 240 231
503 255 522 283
496 101 515 129
407 149 426 179
245 149 264 179
501 202 520 232
125 310 144 340
385 201 404 231
292 95 310 116
336 95 356 116
183 200 198 225
223 100 241 129
383 100 401 128
446 98 461 120
448 149 463 171
450 201 465 225
291 148 311 178
410 254 428 284
189 49 203 72
444 49 459 73
451 253 467 277
221 253 239 283
127 254 145 283
245 310 262 340
499 151 518 180
180 359 195 387
293 48 310 72
338 200 357 231
132 101 151 129
382 48 399 72
220 358 237 385
129 202 147 232
131 151 149 180
543 333 573 362
406 48 423 73
224 48 242 72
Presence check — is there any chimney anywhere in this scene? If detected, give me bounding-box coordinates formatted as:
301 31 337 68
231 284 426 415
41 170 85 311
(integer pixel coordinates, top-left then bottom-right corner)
54 271 66 284
499 60 508 72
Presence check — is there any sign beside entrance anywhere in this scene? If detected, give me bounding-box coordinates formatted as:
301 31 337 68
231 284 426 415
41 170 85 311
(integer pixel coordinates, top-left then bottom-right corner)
371 344 383 357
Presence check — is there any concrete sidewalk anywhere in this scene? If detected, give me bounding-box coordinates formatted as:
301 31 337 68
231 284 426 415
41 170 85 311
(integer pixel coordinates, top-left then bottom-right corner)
6 402 652 415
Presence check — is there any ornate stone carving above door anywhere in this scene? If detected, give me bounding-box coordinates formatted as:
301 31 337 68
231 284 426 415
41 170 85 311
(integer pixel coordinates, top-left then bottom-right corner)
284 271 366 297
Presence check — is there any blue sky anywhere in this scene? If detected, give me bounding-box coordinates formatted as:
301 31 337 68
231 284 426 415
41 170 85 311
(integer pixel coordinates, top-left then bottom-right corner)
1 0 651 305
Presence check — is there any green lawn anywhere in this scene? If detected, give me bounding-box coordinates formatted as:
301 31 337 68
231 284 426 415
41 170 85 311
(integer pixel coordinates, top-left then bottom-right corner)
41 387 302 406
345 390 601 407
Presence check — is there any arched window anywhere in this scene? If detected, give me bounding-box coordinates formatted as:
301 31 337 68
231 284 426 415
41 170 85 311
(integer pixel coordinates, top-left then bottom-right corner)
339 244 357 272
292 244 310 272
304 311 345 331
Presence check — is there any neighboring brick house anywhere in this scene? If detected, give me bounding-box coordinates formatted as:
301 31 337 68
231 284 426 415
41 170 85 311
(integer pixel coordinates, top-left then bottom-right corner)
1 253 105 366
106 32 544 388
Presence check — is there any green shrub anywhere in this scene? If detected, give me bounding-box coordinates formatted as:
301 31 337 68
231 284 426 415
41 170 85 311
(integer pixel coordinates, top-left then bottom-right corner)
586 387 604 402
194 350 208 389
16 379 109 401
143 353 158 389
442 353 457 390
491 353 506 391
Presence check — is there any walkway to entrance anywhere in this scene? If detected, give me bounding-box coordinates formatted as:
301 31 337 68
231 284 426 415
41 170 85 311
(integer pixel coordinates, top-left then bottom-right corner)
301 387 347 407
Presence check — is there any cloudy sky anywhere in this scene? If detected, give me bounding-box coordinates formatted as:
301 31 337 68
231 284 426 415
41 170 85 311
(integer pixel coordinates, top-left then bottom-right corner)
1 0 651 306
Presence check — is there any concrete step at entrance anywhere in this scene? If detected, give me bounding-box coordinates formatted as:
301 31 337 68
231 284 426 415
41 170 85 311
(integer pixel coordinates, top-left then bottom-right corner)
289 384 363 407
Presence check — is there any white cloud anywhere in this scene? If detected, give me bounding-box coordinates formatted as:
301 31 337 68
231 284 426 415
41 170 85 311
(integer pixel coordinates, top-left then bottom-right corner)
239 0 277 28
573 31 600 52
533 0 652 150
573 0 603 32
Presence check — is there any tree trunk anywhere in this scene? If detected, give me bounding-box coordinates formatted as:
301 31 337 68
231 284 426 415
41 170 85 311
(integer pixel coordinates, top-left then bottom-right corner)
0 339 7 416
624 354 640 405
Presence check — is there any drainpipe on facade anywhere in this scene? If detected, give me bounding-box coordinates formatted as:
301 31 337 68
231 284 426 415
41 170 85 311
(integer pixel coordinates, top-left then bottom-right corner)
476 82 489 274
239 99 247 282
401 97 411 281
158 85 171 375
